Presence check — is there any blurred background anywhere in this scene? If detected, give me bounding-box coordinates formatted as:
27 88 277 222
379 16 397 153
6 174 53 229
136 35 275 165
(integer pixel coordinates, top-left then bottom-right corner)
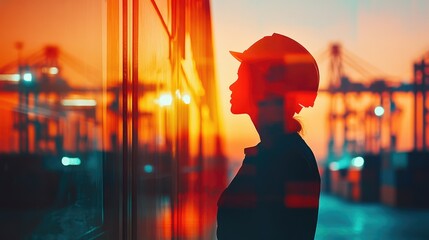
0 0 429 239
212 1 429 239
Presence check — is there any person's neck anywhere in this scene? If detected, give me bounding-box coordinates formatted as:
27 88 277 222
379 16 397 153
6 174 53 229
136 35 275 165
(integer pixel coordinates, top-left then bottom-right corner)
249 98 297 145
251 116 293 146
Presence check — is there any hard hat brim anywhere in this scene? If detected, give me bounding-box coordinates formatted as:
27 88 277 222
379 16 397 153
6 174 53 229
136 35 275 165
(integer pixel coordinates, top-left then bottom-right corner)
229 51 244 62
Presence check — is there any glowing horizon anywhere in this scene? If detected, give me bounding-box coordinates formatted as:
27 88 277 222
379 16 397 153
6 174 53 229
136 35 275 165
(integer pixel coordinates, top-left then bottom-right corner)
212 0 429 163
1 0 429 164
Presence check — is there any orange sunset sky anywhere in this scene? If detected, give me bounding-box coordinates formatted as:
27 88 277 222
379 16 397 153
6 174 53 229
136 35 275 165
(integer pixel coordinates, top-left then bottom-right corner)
1 0 429 164
212 0 429 163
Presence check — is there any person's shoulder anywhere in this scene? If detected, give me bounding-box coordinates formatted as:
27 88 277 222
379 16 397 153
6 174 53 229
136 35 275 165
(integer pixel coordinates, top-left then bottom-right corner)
292 133 315 157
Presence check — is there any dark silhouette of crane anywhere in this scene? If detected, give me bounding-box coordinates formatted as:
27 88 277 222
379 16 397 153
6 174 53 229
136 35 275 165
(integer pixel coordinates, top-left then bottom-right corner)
413 52 429 151
319 43 429 207
321 43 412 163
0 44 156 155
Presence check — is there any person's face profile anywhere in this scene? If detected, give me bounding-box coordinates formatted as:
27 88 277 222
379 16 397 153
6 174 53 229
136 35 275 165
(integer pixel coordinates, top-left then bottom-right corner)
229 63 253 115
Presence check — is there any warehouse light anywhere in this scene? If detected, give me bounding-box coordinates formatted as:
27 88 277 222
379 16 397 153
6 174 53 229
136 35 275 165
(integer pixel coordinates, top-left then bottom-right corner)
23 73 33 82
329 158 350 171
61 157 81 166
351 156 365 168
329 162 340 171
61 99 97 107
49 67 59 75
158 93 173 107
374 106 384 117
144 164 154 173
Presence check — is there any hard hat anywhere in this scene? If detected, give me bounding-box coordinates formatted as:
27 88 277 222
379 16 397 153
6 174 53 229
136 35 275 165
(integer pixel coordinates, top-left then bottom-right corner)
230 33 319 111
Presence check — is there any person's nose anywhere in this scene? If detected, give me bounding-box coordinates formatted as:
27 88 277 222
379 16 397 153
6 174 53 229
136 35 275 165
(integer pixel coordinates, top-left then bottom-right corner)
229 79 237 92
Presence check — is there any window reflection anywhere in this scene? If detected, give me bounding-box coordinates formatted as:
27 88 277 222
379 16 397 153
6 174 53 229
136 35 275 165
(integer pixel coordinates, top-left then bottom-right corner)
134 0 226 239
0 1 105 239
0 0 225 239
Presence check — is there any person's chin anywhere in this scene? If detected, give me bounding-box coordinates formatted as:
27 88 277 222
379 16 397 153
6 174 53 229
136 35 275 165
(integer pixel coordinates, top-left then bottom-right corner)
230 107 237 114
230 107 243 115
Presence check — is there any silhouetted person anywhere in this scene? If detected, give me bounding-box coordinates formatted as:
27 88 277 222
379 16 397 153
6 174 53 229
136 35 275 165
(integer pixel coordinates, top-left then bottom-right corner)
217 33 320 240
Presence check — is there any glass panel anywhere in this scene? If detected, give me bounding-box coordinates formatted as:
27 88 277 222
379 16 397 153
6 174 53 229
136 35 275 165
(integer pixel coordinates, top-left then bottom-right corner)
137 0 173 239
135 0 225 239
0 1 107 239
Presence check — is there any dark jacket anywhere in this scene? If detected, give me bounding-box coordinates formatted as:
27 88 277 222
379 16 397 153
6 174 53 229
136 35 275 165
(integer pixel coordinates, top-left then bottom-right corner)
217 132 320 240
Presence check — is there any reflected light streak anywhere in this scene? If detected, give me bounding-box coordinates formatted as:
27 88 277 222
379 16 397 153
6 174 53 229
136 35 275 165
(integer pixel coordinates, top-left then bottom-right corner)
61 99 97 107
0 74 20 82
182 94 191 104
175 89 181 98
